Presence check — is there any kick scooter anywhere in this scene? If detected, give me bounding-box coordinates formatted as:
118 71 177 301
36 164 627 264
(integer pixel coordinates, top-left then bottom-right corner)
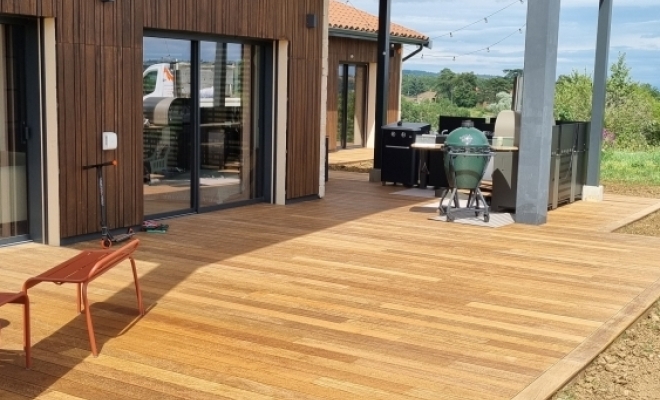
83 160 134 248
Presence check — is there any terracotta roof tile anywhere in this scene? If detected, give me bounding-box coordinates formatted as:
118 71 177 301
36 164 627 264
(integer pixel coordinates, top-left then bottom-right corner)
329 0 429 42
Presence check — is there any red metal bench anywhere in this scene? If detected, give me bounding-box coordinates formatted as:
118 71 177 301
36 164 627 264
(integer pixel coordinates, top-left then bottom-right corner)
0 291 30 368
23 239 144 357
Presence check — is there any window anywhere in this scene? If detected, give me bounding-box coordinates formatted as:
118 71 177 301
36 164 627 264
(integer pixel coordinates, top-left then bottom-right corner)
143 70 158 96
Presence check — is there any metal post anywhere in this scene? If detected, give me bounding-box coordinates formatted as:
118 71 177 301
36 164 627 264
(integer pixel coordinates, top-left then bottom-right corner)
515 0 562 225
372 0 391 171
586 0 613 188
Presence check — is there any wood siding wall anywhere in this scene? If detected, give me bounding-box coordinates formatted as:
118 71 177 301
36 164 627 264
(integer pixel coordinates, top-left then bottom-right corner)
0 1 54 17
144 0 324 200
327 37 402 152
1 0 324 239
1 1 143 240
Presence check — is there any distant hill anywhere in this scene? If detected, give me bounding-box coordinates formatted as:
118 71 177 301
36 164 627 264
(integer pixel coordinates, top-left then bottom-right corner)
403 69 502 80
403 70 437 77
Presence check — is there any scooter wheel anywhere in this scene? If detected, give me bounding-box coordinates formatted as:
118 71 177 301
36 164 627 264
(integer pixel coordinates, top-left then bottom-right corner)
101 238 112 249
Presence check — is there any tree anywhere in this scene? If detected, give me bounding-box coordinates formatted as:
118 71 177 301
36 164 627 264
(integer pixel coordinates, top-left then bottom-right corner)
487 91 513 114
436 68 455 101
552 53 660 150
607 53 633 109
451 72 479 108
400 97 471 130
477 76 512 105
554 70 593 122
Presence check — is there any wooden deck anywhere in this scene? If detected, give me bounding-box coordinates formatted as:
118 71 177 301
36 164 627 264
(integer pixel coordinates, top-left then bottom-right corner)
328 148 373 165
3 171 660 400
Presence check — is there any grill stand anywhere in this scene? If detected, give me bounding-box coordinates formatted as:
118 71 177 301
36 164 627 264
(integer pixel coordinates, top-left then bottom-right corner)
439 151 493 223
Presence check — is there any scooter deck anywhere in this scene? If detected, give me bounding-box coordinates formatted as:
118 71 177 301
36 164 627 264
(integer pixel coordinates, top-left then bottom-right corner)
112 233 135 242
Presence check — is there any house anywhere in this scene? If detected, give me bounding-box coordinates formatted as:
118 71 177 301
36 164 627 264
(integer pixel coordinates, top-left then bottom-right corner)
0 0 427 247
411 90 439 103
327 0 430 151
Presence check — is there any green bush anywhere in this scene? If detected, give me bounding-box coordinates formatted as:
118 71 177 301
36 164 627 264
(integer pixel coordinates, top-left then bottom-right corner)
554 53 660 150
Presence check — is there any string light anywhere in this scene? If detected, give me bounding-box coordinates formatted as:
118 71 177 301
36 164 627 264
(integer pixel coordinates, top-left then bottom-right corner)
432 0 525 40
423 24 526 60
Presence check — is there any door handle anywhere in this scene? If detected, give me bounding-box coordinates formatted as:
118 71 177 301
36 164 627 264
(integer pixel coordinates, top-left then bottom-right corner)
22 123 31 144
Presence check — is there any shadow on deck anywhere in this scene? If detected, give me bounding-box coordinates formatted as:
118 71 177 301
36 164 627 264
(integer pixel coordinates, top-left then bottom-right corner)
1 171 660 400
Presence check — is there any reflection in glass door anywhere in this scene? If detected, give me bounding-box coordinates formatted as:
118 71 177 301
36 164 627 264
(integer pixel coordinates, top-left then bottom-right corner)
143 35 264 218
0 24 28 240
198 41 260 207
142 38 193 216
337 64 367 149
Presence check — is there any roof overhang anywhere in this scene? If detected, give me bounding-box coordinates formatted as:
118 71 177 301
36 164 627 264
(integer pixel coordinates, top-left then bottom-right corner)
329 27 432 49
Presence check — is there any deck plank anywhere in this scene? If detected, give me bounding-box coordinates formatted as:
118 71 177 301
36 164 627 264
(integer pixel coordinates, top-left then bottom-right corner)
2 172 660 399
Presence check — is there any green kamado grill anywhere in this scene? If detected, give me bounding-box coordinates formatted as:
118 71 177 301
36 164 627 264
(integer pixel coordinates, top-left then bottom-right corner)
440 120 493 222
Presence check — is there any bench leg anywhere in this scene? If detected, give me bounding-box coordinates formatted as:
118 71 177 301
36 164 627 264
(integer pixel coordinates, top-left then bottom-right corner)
23 294 31 369
81 282 99 357
130 256 145 316
5 294 31 369
77 283 83 313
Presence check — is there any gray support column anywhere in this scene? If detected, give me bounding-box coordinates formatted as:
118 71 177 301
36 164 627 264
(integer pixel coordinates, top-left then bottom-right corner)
515 0 562 225
372 0 391 173
586 0 613 190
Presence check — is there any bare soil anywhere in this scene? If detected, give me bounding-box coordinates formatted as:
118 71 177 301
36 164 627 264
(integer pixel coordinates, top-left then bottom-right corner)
330 164 660 399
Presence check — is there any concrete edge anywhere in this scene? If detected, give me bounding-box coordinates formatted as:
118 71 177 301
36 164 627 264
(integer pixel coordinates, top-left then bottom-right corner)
511 275 660 400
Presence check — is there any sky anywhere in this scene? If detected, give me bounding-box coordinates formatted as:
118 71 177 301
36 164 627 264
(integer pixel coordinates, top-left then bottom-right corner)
346 0 660 88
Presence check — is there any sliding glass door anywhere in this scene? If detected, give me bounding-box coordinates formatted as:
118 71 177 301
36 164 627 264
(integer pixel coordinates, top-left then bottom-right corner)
0 20 42 246
142 34 266 218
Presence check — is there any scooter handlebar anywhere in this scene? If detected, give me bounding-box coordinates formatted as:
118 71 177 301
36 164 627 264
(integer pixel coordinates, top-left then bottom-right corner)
83 160 117 170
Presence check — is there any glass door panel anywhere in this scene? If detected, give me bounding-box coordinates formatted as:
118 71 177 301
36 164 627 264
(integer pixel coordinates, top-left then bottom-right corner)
198 41 259 207
351 65 367 147
142 37 193 216
336 65 345 149
0 24 28 239
337 63 367 149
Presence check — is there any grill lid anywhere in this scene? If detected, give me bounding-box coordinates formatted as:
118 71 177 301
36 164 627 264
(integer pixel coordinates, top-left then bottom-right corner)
445 120 489 149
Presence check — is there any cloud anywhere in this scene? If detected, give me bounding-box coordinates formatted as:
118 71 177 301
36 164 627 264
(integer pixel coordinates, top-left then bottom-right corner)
345 0 660 87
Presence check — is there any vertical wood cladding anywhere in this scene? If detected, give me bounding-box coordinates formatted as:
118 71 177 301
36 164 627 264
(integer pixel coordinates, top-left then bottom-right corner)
327 37 402 152
2 0 324 238
1 0 143 239
55 1 142 239
144 0 325 200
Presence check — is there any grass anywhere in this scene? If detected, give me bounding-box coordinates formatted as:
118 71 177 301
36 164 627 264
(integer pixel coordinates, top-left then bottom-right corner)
600 149 660 236
601 149 660 185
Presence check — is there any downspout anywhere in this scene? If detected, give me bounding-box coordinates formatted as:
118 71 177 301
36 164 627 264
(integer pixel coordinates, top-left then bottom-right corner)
402 44 423 62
